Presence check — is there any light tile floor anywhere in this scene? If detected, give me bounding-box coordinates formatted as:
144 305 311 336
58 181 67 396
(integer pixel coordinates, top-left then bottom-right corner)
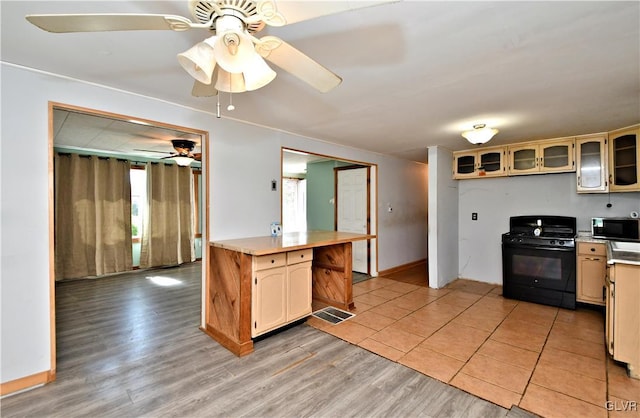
307 266 640 418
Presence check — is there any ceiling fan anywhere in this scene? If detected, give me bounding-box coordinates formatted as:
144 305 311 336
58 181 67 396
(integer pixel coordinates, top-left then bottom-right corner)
24 0 383 97
136 139 201 167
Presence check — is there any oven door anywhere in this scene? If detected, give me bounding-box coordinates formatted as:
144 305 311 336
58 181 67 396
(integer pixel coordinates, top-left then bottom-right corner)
502 242 576 308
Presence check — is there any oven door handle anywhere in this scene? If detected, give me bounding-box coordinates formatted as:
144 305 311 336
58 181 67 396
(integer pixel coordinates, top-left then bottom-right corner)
502 243 575 252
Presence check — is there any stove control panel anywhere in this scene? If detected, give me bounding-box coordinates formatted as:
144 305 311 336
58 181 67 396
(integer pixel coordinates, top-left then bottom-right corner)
502 234 575 248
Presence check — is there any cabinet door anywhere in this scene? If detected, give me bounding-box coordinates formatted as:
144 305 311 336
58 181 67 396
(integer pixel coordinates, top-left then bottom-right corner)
508 144 539 175
577 255 606 305
287 261 312 321
478 147 506 177
453 152 477 179
252 266 287 337
605 270 614 356
612 264 640 368
576 136 608 193
609 125 640 192
540 139 575 173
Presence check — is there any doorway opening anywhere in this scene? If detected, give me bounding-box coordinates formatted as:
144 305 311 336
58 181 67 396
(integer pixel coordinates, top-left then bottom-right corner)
281 148 378 277
48 102 209 378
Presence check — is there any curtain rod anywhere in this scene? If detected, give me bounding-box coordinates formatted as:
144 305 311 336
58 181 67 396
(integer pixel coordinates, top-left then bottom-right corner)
56 152 197 168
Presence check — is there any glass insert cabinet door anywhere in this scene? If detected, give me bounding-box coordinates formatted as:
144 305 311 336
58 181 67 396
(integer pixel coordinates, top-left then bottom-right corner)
513 149 536 170
456 154 476 175
453 147 506 178
576 135 607 193
608 125 640 192
612 135 637 186
539 139 575 172
508 144 538 175
543 145 569 168
479 150 503 174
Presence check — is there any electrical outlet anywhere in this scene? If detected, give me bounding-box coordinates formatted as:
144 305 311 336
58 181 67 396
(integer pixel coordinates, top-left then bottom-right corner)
472 212 478 221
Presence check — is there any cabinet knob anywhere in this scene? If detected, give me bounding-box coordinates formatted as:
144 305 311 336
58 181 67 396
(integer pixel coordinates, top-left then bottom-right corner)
590 248 596 252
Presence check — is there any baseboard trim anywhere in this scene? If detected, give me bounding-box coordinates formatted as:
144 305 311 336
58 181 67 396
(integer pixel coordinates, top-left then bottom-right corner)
0 370 55 396
378 259 427 277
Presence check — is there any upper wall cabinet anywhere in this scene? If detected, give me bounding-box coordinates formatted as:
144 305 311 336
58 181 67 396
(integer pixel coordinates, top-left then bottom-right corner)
608 124 640 192
508 138 575 176
576 134 608 193
453 146 506 179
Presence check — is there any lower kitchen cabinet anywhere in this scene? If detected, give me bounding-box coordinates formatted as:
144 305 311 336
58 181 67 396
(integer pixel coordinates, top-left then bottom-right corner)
251 250 313 337
606 262 640 378
576 242 606 305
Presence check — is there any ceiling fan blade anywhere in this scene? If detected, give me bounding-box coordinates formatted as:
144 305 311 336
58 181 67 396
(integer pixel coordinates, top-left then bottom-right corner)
245 1 286 27
272 0 398 26
133 149 173 154
191 80 218 97
25 14 197 33
256 36 341 93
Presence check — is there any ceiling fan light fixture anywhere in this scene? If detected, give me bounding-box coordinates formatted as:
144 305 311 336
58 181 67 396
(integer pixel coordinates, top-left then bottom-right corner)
172 156 194 167
177 36 217 84
213 15 255 73
243 54 276 91
462 124 499 145
215 68 247 93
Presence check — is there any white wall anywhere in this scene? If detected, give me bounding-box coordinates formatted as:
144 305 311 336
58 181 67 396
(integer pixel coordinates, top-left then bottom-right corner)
458 172 640 284
0 64 428 385
428 146 459 288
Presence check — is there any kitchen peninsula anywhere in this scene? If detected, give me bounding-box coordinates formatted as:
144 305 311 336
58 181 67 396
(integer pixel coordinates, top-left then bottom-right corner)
204 231 375 356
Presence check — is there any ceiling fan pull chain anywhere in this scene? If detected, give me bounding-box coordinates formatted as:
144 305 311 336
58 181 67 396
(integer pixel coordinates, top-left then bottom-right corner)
216 94 221 118
227 73 236 112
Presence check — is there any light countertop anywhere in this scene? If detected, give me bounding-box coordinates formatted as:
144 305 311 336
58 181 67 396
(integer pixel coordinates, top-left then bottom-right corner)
576 235 608 244
606 241 640 266
210 230 375 256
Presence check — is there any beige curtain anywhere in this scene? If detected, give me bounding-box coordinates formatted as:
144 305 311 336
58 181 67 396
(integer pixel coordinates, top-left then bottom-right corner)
54 153 133 280
140 162 194 268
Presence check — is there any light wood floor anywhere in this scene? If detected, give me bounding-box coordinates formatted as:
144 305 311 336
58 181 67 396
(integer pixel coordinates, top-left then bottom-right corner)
1 263 529 417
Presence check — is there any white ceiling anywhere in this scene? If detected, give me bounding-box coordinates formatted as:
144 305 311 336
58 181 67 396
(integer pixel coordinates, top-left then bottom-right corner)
52 108 202 159
2 1 639 163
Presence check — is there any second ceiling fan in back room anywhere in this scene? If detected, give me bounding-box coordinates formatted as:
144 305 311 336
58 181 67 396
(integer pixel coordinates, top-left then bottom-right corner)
136 139 202 167
25 0 392 113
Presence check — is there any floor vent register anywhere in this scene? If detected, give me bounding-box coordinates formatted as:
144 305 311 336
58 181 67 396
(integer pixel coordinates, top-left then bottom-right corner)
312 307 355 325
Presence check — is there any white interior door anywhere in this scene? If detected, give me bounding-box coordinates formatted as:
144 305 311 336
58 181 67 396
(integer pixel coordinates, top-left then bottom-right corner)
337 167 368 273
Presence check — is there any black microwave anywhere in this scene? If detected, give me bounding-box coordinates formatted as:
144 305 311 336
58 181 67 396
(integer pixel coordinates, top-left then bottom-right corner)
592 217 640 241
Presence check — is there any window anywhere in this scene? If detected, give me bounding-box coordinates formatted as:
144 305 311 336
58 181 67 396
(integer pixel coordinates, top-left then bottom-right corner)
193 169 202 238
130 166 147 242
283 177 307 232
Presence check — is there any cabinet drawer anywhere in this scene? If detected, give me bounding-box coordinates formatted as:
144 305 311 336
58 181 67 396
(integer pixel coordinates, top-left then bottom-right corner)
577 242 606 256
254 253 287 271
287 249 313 265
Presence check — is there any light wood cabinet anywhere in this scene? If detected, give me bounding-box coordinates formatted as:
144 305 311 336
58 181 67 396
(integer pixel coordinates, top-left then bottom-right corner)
453 146 506 179
608 124 640 192
251 249 313 337
206 231 367 356
606 262 640 378
508 138 575 175
287 261 313 321
576 242 606 305
576 134 608 193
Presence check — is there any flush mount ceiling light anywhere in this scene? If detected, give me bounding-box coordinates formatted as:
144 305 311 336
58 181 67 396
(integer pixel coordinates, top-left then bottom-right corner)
462 124 499 145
